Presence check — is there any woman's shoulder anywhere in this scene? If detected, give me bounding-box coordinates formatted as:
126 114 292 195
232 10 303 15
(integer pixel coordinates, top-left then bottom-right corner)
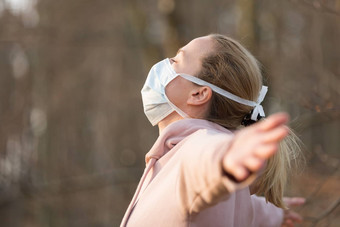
178 121 234 150
160 118 235 152
167 118 233 134
190 126 233 142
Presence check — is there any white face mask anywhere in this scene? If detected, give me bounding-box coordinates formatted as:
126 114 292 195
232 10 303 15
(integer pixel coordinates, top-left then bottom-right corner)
141 58 268 126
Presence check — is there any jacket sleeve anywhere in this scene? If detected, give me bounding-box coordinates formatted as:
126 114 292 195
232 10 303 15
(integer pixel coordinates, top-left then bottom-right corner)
250 195 284 227
176 129 255 215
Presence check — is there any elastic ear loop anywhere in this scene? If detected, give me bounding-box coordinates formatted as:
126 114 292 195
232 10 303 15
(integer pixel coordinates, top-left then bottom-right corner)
162 60 191 119
164 92 190 119
179 74 268 121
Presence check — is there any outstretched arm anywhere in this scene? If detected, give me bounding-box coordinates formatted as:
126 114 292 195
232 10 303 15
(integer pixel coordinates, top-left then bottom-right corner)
177 113 290 215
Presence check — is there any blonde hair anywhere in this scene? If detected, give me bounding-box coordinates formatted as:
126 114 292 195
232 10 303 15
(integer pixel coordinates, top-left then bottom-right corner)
198 34 302 208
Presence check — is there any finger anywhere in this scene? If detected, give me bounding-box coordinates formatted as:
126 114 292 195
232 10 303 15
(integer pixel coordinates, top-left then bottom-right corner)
233 167 250 181
243 155 265 172
261 126 289 144
228 164 250 182
223 157 250 182
256 113 289 132
283 197 306 207
253 143 278 159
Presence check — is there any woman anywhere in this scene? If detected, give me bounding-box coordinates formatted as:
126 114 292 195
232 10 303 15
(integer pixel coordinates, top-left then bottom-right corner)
121 34 303 227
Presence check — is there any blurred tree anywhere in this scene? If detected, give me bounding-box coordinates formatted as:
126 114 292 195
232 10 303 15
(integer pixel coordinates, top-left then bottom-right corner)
0 0 339 226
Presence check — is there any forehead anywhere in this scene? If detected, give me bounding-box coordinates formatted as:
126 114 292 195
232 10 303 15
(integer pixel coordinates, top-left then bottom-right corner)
183 36 214 56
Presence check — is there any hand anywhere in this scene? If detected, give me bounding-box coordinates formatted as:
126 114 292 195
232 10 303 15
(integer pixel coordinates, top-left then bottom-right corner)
281 197 305 227
222 113 289 181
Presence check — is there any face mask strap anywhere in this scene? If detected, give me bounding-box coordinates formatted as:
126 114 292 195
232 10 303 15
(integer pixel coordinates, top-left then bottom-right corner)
161 59 267 122
164 95 190 119
250 86 268 120
160 59 191 119
179 73 268 121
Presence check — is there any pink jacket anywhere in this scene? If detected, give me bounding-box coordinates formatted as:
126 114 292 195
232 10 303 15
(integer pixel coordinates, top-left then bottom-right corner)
121 119 283 227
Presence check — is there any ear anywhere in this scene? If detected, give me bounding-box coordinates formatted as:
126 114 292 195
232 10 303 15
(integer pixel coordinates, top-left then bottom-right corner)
187 86 212 106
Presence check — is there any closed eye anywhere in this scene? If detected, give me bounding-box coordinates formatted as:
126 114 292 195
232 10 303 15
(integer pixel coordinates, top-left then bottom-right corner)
177 47 184 55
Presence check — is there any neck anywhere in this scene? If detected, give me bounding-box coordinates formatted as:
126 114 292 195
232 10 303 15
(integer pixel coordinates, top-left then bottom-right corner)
158 112 184 134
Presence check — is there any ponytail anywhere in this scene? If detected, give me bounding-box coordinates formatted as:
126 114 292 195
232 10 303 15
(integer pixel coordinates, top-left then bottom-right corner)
251 127 304 208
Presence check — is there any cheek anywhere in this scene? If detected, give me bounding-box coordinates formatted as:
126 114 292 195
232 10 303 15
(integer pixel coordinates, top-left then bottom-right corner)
165 77 189 107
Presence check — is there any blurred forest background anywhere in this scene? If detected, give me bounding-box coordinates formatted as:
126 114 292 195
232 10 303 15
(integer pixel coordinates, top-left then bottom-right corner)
0 0 339 226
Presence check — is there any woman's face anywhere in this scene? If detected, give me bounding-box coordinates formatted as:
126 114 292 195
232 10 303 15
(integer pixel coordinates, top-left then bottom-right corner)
165 36 214 110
